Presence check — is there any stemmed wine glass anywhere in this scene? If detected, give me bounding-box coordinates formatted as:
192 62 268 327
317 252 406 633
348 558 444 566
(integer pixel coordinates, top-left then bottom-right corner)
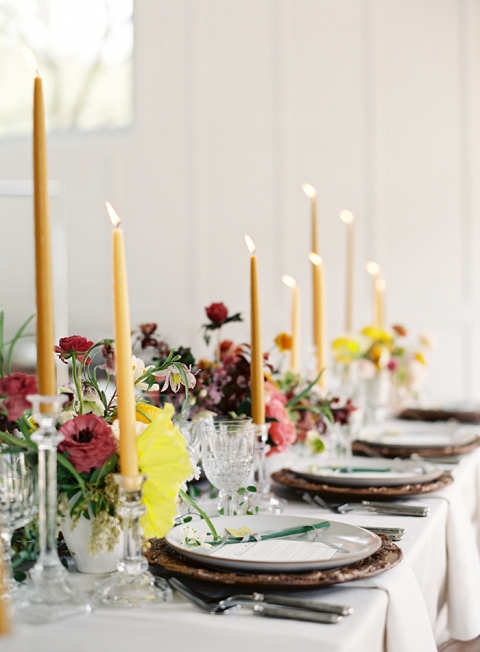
0 448 37 597
201 419 255 517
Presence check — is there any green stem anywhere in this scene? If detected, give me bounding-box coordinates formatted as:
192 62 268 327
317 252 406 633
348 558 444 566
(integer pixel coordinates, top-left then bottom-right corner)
178 489 218 540
71 353 84 414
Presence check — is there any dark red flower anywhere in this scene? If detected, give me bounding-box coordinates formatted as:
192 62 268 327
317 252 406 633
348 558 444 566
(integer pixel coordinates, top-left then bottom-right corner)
205 302 228 325
392 324 407 338
58 414 117 474
0 372 38 421
55 335 94 363
100 343 116 374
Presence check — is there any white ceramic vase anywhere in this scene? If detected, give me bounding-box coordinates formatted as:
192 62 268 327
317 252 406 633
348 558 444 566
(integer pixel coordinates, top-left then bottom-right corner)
62 513 123 574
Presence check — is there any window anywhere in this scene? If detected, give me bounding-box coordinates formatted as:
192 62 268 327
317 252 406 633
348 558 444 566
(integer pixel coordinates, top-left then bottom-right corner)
0 0 133 136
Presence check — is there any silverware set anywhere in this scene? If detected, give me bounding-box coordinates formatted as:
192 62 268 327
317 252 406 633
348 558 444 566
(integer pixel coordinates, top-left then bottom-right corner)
169 578 352 624
302 493 429 518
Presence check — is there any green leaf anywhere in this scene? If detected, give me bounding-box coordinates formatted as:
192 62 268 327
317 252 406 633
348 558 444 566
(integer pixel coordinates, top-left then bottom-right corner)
0 431 33 450
60 557 69 570
246 486 257 493
14 571 27 583
57 453 86 492
6 314 35 375
285 369 324 408
90 454 118 484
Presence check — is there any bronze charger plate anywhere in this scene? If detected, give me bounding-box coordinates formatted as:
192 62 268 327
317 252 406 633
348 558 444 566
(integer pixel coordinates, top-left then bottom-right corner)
271 468 453 501
352 437 480 459
399 407 480 423
146 535 402 589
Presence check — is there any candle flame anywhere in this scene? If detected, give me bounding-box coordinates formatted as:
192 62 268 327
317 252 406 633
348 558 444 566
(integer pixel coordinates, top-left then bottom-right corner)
244 234 256 254
365 261 380 276
21 46 39 76
106 201 121 228
339 209 354 224
302 183 317 199
282 274 297 288
376 277 386 291
309 253 323 267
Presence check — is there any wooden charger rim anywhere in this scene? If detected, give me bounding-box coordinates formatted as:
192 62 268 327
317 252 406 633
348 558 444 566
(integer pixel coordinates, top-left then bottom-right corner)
352 437 480 459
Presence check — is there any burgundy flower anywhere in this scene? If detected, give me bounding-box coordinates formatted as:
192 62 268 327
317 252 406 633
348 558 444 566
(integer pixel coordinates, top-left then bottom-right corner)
100 343 116 375
0 372 38 421
55 335 94 363
205 302 228 325
58 414 117 474
139 323 158 349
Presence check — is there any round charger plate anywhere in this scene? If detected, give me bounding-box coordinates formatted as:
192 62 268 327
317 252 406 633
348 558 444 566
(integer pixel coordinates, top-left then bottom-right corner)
271 468 454 501
289 456 443 487
399 406 480 423
165 515 381 573
147 535 402 589
352 437 480 459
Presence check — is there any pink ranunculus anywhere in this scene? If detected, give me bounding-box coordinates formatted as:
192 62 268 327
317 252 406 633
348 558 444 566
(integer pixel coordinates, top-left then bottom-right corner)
264 381 296 454
0 372 38 421
55 335 94 363
205 302 228 325
58 414 117 474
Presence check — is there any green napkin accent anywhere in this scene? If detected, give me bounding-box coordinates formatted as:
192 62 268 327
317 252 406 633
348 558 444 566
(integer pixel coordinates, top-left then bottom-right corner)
212 521 330 546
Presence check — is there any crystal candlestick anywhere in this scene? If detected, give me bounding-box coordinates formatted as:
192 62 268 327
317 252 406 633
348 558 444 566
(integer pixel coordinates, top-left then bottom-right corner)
251 424 286 514
16 395 91 623
94 475 171 607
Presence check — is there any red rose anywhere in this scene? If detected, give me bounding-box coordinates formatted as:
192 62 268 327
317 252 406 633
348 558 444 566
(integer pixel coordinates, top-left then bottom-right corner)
58 414 117 474
0 372 38 421
205 302 228 325
55 335 94 363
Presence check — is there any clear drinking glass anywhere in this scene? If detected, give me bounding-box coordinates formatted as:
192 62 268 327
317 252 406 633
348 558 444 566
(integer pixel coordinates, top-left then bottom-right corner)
0 449 37 595
201 419 255 517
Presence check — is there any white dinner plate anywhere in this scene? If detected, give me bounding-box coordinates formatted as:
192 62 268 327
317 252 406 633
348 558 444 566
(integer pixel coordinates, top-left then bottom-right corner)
290 456 443 487
165 514 381 573
360 424 479 449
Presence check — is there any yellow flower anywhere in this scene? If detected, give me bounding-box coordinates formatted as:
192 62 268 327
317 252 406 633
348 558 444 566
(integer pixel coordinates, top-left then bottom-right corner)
414 352 427 365
135 402 163 424
331 337 360 363
137 403 193 539
275 332 292 353
361 326 393 344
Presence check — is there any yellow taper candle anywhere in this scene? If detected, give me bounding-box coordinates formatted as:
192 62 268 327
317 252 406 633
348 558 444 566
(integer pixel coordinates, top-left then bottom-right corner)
245 235 265 425
302 183 319 254
309 253 326 389
33 72 56 395
376 277 386 329
282 275 300 373
106 202 138 477
339 210 355 333
366 261 381 328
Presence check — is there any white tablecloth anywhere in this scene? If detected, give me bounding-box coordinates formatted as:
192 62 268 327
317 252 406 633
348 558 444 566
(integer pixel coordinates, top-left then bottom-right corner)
3 424 480 652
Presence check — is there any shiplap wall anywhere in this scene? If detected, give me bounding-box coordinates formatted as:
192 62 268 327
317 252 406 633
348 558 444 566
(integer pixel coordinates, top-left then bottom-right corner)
1 0 480 402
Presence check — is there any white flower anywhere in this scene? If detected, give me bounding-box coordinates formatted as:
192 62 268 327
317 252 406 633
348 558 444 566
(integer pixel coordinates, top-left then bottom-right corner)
132 355 159 392
157 363 196 393
419 332 436 349
111 419 149 441
305 430 326 455
180 525 212 549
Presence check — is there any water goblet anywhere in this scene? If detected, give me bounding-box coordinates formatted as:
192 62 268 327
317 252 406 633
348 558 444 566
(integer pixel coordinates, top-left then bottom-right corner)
0 449 37 596
201 419 255 517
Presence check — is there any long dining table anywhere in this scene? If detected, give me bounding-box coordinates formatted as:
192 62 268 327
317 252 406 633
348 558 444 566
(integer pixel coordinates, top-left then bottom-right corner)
3 420 480 652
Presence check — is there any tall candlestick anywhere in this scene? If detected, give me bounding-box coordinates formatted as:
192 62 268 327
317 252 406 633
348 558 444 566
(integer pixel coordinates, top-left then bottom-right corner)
33 72 56 395
282 275 300 372
309 253 326 388
366 261 381 328
245 235 265 425
302 183 319 254
376 277 386 328
106 202 138 477
339 210 355 333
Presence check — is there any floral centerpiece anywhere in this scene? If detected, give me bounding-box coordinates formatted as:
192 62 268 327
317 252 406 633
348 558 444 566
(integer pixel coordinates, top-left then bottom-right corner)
332 325 434 413
0 328 195 561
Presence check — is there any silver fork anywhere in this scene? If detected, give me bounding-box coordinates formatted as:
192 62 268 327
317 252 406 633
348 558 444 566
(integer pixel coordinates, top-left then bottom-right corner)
169 578 342 624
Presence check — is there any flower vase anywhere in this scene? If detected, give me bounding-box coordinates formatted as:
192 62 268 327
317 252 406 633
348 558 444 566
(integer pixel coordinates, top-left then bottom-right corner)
62 513 123 574
360 369 391 424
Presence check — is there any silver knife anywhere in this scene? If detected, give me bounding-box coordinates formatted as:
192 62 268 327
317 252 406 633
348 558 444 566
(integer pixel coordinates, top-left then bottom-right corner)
362 501 429 516
252 603 342 624
361 526 405 541
222 593 352 616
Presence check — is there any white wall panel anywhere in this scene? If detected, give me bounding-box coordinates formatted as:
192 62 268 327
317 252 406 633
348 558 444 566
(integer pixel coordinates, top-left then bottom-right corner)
1 0 479 401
